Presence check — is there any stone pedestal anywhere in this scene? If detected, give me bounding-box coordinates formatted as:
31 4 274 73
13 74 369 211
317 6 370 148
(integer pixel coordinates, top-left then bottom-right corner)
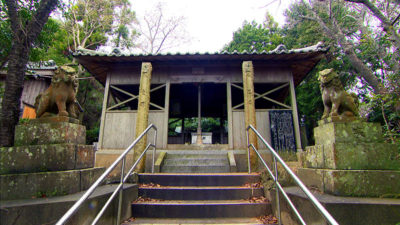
0 117 104 200
298 119 400 197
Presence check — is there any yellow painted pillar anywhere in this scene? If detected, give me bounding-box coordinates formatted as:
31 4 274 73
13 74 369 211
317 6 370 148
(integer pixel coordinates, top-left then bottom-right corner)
133 62 152 172
242 61 258 169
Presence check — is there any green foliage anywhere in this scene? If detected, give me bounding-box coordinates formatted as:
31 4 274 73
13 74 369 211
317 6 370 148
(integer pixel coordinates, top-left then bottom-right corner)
18 118 31 124
0 3 11 67
110 0 137 49
281 1 400 144
29 18 64 62
62 0 137 50
76 74 104 138
223 14 283 53
168 118 224 136
86 126 100 144
0 3 66 66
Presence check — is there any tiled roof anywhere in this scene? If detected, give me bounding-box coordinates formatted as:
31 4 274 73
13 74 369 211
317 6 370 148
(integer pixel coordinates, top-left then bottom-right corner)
73 42 327 58
73 42 329 87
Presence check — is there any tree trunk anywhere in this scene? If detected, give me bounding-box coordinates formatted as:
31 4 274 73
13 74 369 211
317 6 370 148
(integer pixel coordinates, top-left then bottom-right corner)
0 44 30 146
305 1 385 94
0 0 59 147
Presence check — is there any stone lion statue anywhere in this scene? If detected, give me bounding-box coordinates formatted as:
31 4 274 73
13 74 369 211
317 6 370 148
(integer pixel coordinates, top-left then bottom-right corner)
318 68 358 119
35 65 79 118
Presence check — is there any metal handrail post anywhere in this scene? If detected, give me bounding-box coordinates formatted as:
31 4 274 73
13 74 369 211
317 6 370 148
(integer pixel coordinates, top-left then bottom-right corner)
152 129 158 173
246 129 251 173
249 143 306 225
116 157 126 224
246 125 339 225
56 124 157 225
273 156 282 225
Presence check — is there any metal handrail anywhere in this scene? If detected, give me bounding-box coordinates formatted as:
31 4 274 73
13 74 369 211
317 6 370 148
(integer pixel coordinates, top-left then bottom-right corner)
56 124 158 225
246 125 338 225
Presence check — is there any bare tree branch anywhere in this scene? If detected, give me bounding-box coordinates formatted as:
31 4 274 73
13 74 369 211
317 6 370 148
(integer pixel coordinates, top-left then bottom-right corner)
301 0 384 94
136 2 189 54
344 0 400 51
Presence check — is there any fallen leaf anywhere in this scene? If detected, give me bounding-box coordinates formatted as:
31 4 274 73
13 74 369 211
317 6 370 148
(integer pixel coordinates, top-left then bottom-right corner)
258 215 278 224
243 182 263 188
121 217 136 224
246 196 270 203
139 182 161 188
133 196 163 203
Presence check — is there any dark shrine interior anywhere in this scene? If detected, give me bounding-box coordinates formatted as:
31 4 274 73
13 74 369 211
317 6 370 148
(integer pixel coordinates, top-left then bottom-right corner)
107 82 290 145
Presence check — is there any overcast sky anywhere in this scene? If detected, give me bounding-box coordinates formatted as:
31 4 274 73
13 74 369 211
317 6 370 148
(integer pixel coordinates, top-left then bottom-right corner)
131 0 293 53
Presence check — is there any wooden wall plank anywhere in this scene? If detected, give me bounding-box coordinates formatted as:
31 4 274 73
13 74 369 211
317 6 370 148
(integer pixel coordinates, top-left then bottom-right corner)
232 110 271 149
101 111 165 149
255 110 271 149
109 65 291 84
148 111 165 148
102 112 136 149
232 111 246 149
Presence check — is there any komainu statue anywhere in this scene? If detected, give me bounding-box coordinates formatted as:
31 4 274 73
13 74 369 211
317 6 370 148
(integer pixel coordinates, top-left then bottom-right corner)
318 68 358 119
35 65 79 118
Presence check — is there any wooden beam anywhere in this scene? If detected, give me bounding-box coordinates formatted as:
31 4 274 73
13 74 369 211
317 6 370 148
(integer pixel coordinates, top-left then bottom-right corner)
110 85 136 98
163 81 170 148
289 75 302 151
196 84 203 144
107 95 138 111
233 83 290 109
108 84 166 111
227 81 233 149
98 75 110 149
242 61 258 169
133 62 153 172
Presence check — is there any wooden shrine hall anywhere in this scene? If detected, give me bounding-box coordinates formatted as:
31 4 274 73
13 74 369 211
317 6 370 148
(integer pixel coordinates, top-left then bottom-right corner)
74 43 327 167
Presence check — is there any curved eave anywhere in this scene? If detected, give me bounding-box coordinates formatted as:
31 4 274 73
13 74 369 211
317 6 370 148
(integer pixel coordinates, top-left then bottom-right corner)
75 48 328 86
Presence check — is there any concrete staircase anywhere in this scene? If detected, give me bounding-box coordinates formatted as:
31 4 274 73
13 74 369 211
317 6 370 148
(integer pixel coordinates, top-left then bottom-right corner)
160 152 234 173
124 173 273 224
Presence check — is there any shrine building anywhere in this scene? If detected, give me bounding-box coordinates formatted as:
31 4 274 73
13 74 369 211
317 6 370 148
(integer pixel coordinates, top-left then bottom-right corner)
74 43 327 167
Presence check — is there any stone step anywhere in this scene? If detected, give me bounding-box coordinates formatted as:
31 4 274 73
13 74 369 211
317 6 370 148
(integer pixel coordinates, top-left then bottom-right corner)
161 165 230 173
1 184 136 225
139 186 264 200
123 217 266 224
138 173 260 186
165 154 228 159
163 158 229 166
131 200 271 218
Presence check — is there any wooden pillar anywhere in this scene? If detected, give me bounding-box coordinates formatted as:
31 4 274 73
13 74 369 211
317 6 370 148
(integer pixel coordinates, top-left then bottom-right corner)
181 117 185 144
163 81 170 148
227 82 233 149
196 84 203 144
98 75 110 149
133 62 152 172
289 76 302 150
242 61 258 169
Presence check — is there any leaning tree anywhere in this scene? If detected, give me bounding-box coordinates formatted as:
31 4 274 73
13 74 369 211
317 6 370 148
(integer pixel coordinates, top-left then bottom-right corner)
0 0 59 147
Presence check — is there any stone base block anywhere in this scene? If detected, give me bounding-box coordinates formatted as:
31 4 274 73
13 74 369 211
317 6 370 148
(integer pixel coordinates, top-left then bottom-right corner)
297 168 400 197
269 187 400 225
14 117 85 146
301 143 400 170
0 144 95 174
0 184 137 225
28 116 81 124
0 167 105 200
314 121 383 145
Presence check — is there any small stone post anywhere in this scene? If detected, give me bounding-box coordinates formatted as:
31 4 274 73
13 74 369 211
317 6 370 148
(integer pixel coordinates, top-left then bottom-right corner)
242 61 258 169
133 62 152 172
